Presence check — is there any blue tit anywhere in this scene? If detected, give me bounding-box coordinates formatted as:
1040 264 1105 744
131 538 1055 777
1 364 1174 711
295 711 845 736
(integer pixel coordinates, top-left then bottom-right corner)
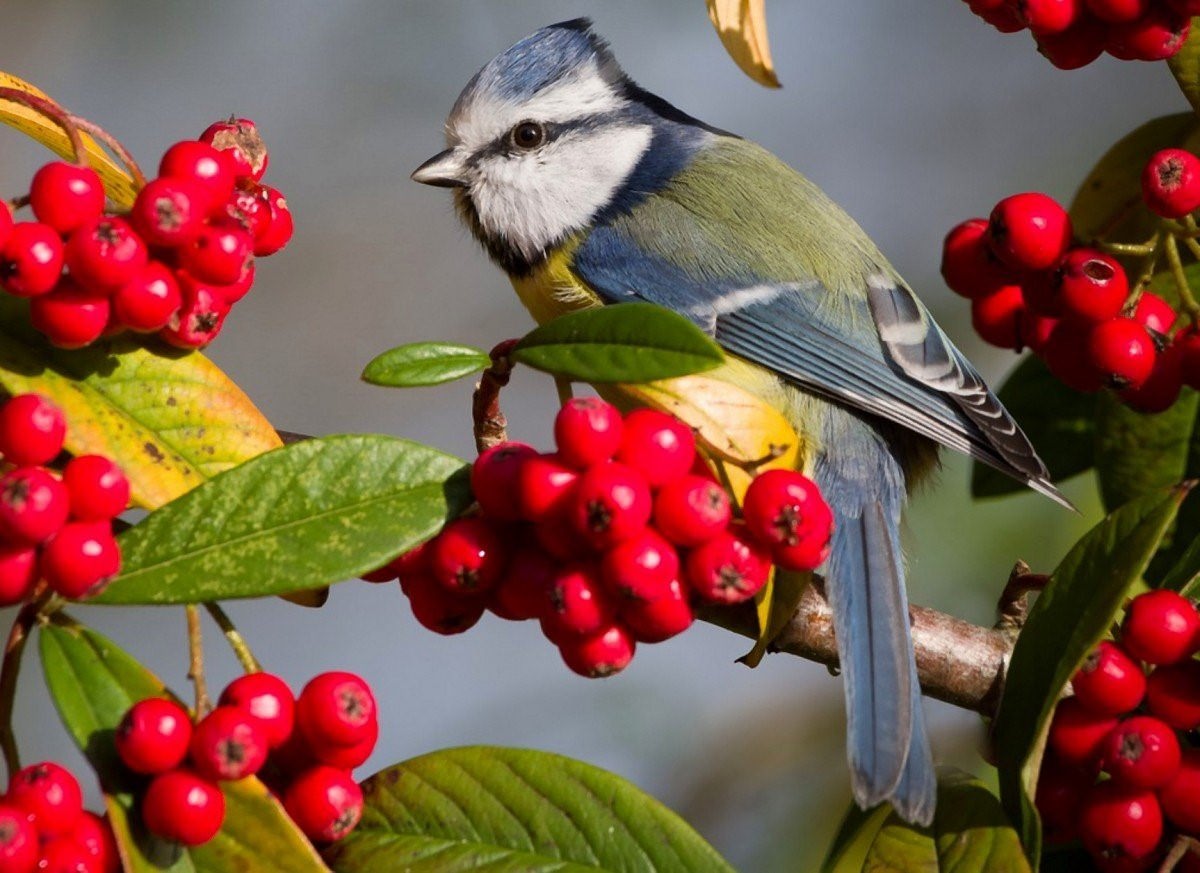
411 18 1066 826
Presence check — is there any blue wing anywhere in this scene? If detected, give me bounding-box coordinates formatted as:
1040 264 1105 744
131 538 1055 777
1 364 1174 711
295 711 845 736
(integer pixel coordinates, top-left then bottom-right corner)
572 223 1066 506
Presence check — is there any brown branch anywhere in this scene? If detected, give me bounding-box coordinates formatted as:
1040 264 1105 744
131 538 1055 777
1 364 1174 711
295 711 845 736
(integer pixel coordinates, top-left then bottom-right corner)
185 604 210 717
471 339 518 454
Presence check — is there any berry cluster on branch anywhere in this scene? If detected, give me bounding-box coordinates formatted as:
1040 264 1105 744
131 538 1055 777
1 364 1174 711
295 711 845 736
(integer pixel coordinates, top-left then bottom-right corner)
1039 590 1200 871
115 670 375 848
964 0 1198 68
0 394 126 603
0 762 118 873
364 398 834 679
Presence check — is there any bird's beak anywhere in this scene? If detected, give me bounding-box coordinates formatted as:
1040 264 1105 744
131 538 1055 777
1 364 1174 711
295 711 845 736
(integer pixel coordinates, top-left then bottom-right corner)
411 148 467 188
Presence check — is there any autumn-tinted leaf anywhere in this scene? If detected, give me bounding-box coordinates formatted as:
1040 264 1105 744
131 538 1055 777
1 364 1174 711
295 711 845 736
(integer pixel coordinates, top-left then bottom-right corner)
706 0 780 87
96 435 470 604
361 342 490 388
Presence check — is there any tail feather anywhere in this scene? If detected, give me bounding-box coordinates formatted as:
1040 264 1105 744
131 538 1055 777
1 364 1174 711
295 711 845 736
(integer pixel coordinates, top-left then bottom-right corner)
820 472 937 825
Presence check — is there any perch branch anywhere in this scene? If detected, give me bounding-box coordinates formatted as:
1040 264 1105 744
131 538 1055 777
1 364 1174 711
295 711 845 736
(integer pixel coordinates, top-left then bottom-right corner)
471 339 519 453
185 604 210 717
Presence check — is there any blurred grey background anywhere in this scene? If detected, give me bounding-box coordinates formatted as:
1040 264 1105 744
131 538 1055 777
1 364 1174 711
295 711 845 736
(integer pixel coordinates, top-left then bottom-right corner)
0 2 1182 869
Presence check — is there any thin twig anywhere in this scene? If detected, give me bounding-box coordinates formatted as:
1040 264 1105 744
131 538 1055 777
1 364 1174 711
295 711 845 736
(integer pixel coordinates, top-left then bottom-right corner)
0 587 50 779
471 339 519 453
1163 234 1200 320
185 605 210 717
0 88 85 164
67 115 146 189
203 602 261 674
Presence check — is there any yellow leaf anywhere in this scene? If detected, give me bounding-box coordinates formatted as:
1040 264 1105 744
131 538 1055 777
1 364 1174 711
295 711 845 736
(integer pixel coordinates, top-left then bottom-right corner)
0 300 282 510
706 0 781 88
741 567 808 668
0 70 138 209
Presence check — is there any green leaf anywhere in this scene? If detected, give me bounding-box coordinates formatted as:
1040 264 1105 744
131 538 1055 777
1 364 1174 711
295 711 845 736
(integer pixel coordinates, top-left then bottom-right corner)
971 356 1098 499
1170 25 1200 115
1094 390 1198 513
0 297 282 511
96 435 470 604
820 772 1030 873
323 746 736 872
361 342 490 388
1069 113 1200 247
993 486 1186 864
1170 533 1200 596
39 620 327 872
511 303 724 384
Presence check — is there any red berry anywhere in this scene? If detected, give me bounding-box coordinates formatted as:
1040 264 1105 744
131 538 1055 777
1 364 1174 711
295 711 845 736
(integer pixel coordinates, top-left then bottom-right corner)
615 410 695 489
0 222 64 297
1089 318 1157 389
129 177 207 248
220 184 273 242
621 578 694 643
1044 320 1105 392
940 218 1016 299
402 572 485 634
159 272 230 349
297 671 377 748
568 462 652 549
1122 590 1199 664
1020 313 1058 355
600 528 679 603
428 517 510 595
685 527 771 604
7 762 82 837
1160 747 1200 833
0 203 12 252
200 118 269 182
470 442 537 521
29 162 105 236
1131 292 1177 338
179 223 253 286
1085 0 1147 22
1101 715 1181 789
0 394 65 466
1078 783 1163 866
158 141 236 213
283 766 362 843
743 469 833 551
190 705 269 781
253 187 293 257
542 564 613 641
1036 16 1107 69
652 475 730 547
971 284 1026 350
1072 641 1145 716
1048 696 1118 767
110 260 180 334
490 546 557 621
64 217 147 292
1145 659 1200 729
1169 0 1200 13
37 838 97 873
1177 325 1200 390
972 1 1027 31
115 697 192 775
308 718 377 770
516 453 578 522
988 193 1072 272
558 623 636 678
553 398 623 470
1014 0 1083 33
29 278 111 349
218 672 295 749
141 769 224 846
0 467 68 545
531 511 593 561
0 545 37 606
1108 8 1190 60
68 811 118 873
0 803 37 873
1119 341 1183 414
40 521 120 599
1035 758 1091 843
1056 249 1129 323
63 456 128 521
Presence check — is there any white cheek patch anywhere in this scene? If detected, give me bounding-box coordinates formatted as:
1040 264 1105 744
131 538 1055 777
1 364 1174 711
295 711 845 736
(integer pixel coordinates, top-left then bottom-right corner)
469 124 654 262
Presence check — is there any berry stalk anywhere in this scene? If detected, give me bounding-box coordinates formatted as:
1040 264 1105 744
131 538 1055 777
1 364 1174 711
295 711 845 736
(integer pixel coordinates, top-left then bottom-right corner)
67 114 146 190
0 88 85 167
185 604 210 718
203 602 261 674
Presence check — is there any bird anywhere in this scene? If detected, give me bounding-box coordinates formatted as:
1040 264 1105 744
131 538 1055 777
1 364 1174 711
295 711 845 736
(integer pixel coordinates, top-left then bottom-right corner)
410 18 1067 826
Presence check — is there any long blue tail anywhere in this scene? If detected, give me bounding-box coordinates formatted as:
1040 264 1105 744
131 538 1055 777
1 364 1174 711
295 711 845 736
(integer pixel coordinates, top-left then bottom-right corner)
816 435 936 826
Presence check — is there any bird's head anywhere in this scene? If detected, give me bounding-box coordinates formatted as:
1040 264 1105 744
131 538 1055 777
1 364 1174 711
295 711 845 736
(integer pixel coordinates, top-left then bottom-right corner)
412 18 715 275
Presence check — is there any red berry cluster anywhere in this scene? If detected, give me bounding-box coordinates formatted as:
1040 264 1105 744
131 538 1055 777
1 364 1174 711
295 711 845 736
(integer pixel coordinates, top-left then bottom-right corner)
0 117 292 350
0 761 118 873
943 192 1200 413
1038 590 1200 871
0 393 126 603
963 0 1196 69
365 399 834 679
115 670 373 848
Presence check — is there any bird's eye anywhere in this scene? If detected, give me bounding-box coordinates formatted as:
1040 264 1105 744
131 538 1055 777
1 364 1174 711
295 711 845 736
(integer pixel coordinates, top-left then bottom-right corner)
511 122 545 149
